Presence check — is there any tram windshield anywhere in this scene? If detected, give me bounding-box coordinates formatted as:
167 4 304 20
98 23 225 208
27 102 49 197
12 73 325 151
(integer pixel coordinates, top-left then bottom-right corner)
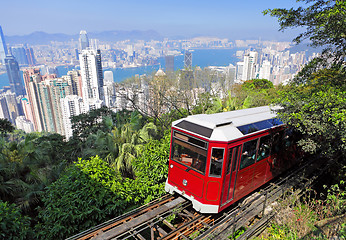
171 131 208 174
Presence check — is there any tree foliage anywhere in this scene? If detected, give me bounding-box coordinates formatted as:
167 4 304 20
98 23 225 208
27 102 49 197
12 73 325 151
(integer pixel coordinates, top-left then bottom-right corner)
0 132 70 217
0 200 33 240
71 107 136 141
275 66 346 158
36 156 133 239
132 132 171 203
0 118 15 138
241 78 274 91
36 132 171 239
263 0 346 62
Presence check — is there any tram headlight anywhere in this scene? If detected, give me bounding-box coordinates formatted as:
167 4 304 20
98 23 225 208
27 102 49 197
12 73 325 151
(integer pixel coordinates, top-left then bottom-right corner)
183 179 187 186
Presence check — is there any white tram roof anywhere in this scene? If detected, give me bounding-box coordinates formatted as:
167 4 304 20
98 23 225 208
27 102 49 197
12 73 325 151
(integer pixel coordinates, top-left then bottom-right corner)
172 106 283 142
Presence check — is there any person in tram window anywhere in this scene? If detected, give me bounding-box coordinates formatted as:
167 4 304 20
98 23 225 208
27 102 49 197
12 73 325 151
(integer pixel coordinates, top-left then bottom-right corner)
211 149 224 176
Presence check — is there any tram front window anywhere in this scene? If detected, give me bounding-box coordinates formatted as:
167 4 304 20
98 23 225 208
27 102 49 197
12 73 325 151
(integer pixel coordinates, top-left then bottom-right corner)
171 132 208 174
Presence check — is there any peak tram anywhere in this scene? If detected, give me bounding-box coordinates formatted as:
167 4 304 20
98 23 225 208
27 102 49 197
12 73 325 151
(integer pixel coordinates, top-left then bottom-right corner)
165 106 299 213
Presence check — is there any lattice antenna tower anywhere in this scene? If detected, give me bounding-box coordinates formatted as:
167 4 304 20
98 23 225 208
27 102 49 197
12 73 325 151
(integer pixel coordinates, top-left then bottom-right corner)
184 50 192 70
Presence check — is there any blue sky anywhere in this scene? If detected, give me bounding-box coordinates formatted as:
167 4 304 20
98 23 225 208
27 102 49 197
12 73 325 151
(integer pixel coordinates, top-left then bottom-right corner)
1 0 305 40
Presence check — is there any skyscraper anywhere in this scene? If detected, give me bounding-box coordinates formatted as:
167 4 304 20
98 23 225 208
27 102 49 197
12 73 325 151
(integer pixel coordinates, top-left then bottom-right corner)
79 49 104 102
11 46 29 65
0 26 8 64
79 30 89 51
0 96 10 120
0 26 8 65
25 47 36 66
184 50 192 69
5 55 25 96
165 55 174 72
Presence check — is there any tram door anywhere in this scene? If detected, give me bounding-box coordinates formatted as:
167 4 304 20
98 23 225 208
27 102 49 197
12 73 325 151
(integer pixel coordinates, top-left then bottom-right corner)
221 145 241 205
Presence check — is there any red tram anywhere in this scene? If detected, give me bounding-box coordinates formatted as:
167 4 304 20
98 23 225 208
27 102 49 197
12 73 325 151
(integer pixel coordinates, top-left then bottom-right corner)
165 106 299 213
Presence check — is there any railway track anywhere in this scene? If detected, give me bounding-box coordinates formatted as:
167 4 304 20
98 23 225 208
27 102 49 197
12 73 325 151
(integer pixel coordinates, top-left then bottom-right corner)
68 155 328 240
198 155 334 239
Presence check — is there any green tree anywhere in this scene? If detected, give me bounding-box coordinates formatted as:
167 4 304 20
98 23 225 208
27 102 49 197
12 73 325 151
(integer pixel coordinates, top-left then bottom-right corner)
241 78 274 91
0 200 33 240
275 66 346 158
36 156 133 239
0 132 69 217
263 0 346 62
109 122 158 177
71 107 133 142
132 132 171 203
0 118 15 138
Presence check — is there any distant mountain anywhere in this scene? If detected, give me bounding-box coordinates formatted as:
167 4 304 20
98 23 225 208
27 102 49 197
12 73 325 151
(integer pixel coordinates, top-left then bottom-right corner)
286 43 324 56
6 31 77 45
5 30 163 45
89 30 163 42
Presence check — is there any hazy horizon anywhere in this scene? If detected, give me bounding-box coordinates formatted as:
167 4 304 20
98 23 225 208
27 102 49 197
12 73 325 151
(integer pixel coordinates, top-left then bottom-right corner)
1 0 305 41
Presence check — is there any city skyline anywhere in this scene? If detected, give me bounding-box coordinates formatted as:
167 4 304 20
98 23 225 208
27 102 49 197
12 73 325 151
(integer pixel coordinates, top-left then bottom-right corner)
1 0 305 40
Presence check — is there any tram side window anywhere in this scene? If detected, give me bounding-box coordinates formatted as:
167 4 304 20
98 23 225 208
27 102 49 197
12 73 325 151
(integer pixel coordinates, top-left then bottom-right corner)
271 131 284 154
240 139 258 170
226 148 233 174
283 129 294 149
257 135 271 161
171 138 207 174
226 147 240 174
209 148 225 177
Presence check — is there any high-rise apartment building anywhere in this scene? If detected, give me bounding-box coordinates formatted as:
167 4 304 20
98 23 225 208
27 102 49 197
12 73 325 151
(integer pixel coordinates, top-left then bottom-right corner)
236 62 244 80
0 26 8 65
21 97 34 124
79 30 89 51
5 55 25 96
60 95 85 139
33 77 72 134
47 79 72 135
259 60 272 80
104 71 114 85
242 51 258 81
0 91 22 124
64 70 82 97
23 68 74 134
79 49 104 103
23 69 44 131
15 116 34 133
3 91 20 123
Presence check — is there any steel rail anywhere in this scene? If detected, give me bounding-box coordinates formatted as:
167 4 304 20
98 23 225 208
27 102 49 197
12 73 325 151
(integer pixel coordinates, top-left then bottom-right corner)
67 194 176 240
